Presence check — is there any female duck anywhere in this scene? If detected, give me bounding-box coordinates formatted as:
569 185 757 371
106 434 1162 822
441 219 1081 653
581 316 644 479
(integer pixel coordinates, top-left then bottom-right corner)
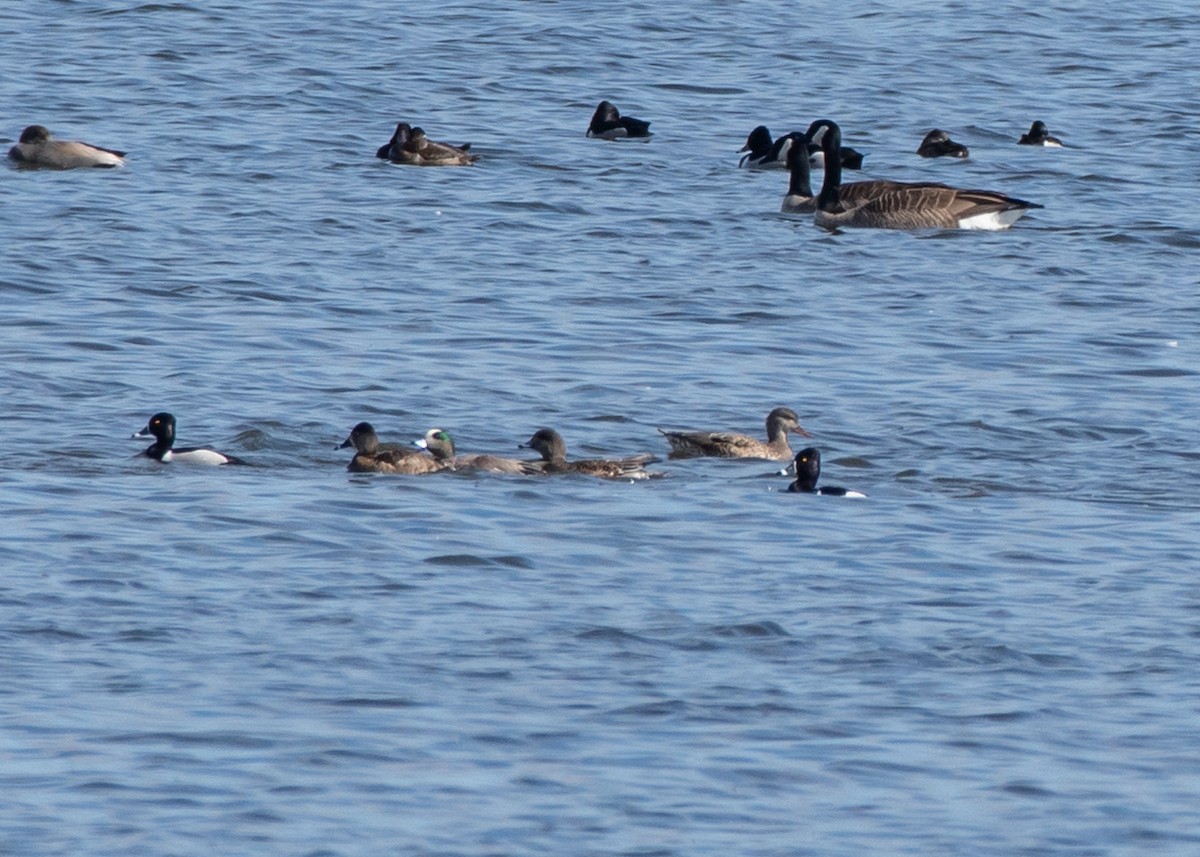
586 101 652 139
416 428 539 474
659 407 809 461
338 422 446 474
917 129 970 158
132 412 245 465
814 120 1042 230
1018 120 1063 147
520 428 657 479
786 448 866 497
9 125 126 169
376 122 477 166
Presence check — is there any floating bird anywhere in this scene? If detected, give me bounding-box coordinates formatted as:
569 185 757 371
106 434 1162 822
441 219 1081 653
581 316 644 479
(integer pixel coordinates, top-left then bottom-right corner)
917 128 970 158
813 120 1042 230
416 428 539 474
786 448 866 497
520 428 657 479
375 122 477 165
659 407 809 461
1018 120 1063 147
338 422 446 473
586 101 652 139
131 412 245 465
9 124 125 169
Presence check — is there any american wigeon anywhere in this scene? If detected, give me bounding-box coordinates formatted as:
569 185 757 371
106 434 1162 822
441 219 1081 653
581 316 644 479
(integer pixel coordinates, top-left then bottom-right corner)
416 428 539 474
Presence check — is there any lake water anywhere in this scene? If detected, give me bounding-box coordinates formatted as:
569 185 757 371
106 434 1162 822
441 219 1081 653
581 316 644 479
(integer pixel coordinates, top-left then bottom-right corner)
2 1 1199 854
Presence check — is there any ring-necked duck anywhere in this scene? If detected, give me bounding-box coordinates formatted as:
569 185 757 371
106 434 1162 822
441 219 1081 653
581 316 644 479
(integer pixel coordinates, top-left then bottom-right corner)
338 422 446 474
1018 120 1063 147
131 412 245 465
917 129 970 158
520 428 657 479
586 101 652 140
738 125 802 169
659 407 810 461
813 120 1042 230
416 428 539 474
786 448 866 497
9 125 126 169
375 122 477 166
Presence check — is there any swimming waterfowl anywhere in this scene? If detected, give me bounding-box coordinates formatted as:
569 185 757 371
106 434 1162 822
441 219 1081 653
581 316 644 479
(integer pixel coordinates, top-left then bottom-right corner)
338 422 446 474
9 125 126 169
781 136 900 214
520 428 657 479
131 412 245 465
917 129 970 158
659 407 809 461
813 120 1042 230
739 126 802 169
1018 120 1063 147
416 428 539 474
586 101 652 139
375 122 477 166
802 120 865 170
786 448 866 497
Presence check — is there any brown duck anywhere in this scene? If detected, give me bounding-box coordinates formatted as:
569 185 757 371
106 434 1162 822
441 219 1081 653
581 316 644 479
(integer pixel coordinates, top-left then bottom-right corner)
659 407 809 461
520 428 657 479
337 422 446 474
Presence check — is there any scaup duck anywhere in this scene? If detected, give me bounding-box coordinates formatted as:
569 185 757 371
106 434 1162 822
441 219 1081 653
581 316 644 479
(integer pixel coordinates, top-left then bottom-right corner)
132 412 245 465
586 101 652 140
813 120 1042 230
786 448 866 497
375 122 477 166
338 421 446 474
9 125 125 169
1018 120 1063 147
917 129 970 158
416 428 539 474
520 428 657 479
659 407 809 461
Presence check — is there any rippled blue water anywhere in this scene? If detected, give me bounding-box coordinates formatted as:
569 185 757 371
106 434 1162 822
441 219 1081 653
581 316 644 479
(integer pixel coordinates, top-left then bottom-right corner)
3 1 1200 855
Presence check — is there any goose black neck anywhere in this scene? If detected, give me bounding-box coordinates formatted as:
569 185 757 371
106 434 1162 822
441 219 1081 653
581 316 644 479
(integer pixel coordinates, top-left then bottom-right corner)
786 138 813 198
815 122 843 211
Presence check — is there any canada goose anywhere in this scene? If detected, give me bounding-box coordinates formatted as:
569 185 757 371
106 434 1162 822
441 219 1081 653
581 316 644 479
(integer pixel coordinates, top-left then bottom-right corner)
9 125 125 169
813 120 1042 230
781 132 904 214
375 122 477 166
520 428 657 479
1018 120 1063 147
659 407 809 461
802 120 866 170
586 101 652 139
917 129 970 158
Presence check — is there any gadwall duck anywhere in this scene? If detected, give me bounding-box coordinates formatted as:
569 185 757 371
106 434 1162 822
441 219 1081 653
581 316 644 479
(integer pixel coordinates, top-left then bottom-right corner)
520 428 657 479
659 407 809 461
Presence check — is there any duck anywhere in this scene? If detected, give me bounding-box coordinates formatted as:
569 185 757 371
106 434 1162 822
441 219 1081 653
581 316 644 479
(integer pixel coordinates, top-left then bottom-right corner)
786 448 866 497
813 120 1042 230
1018 120 1063 147
8 125 126 169
801 120 866 170
586 101 652 140
659 407 809 461
520 428 657 479
337 422 446 474
738 125 802 169
415 428 540 474
917 129 970 158
375 122 477 166
131 412 245 465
